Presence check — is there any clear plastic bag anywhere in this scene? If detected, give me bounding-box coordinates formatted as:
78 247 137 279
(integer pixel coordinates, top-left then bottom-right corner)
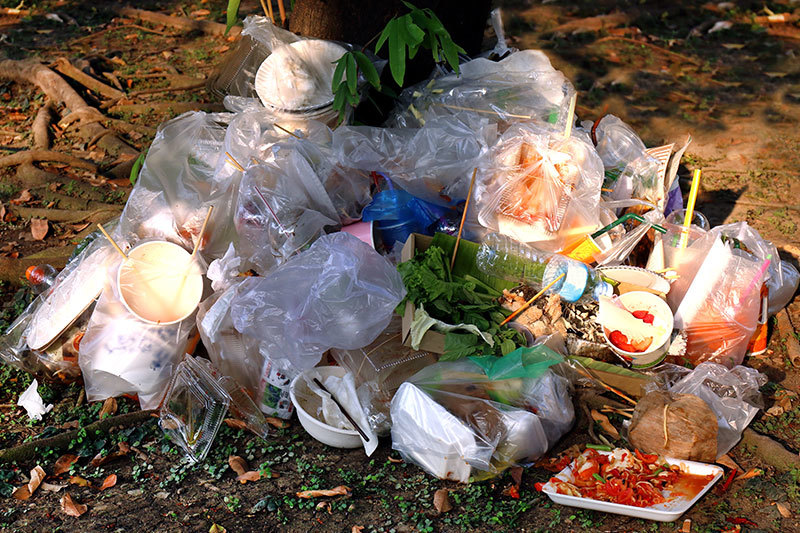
638 362 766 458
78 256 196 409
116 111 236 261
671 223 776 367
230 232 406 371
593 115 659 203
477 123 603 252
390 351 573 482
332 114 495 208
390 50 575 132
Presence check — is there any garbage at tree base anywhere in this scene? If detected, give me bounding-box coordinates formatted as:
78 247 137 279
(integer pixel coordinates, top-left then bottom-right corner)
1 13 798 522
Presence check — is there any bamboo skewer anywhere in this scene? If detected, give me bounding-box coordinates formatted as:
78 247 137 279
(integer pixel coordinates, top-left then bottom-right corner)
564 93 577 139
190 206 214 261
97 224 128 259
259 0 274 23
571 364 638 406
500 272 566 327
450 167 478 270
431 102 533 120
225 151 245 172
277 0 286 25
274 123 301 139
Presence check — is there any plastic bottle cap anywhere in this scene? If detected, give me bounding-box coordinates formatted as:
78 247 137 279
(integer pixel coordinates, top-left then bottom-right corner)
25 265 40 284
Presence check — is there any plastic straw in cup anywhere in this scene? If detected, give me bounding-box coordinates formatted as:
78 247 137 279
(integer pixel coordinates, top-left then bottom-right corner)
740 254 772 306
679 169 702 249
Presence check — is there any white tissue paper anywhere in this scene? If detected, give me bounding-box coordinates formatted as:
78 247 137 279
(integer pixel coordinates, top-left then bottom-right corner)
17 379 53 421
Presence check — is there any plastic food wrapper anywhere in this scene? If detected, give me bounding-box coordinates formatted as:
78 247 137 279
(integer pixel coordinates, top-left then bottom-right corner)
303 369 378 456
17 379 53 421
593 115 658 204
333 114 495 208
331 316 437 435
477 123 603 252
230 232 406 371
390 346 573 482
79 266 195 409
670 222 778 367
159 355 231 463
639 363 766 458
595 210 666 266
391 50 575 132
116 111 239 261
361 185 449 250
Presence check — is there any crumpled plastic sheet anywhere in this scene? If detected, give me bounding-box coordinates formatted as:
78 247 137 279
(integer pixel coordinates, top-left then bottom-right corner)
230 232 406 371
116 111 236 261
643 362 767 458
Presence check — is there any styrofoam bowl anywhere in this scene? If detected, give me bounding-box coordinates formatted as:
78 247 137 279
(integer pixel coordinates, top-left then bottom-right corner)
289 366 362 448
117 240 204 325
602 291 674 368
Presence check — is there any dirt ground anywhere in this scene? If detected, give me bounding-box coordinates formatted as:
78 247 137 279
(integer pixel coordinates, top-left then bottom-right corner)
1 1 800 532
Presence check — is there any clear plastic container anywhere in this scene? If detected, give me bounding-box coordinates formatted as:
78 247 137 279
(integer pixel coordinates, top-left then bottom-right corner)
475 233 612 303
219 375 269 440
159 355 231 463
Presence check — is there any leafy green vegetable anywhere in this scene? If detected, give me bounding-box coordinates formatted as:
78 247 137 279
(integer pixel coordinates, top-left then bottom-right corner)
129 152 145 185
397 242 524 360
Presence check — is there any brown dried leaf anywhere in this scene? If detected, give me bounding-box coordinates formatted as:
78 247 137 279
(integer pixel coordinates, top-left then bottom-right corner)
735 468 763 481
224 418 248 431
12 465 46 500
228 455 248 477
98 397 117 419
41 482 67 492
236 471 261 484
69 476 91 487
433 488 452 513
0 202 5 221
10 189 32 205
61 492 88 517
352 527 365 533
30 218 48 241
716 454 740 472
191 9 211 16
53 454 79 476
7 112 26 121
90 443 129 467
117 441 131 454
510 466 523 489
99 474 117 491
61 420 80 430
775 502 791 518
387 456 403 464
590 409 621 440
265 417 289 429
296 485 351 499
680 518 692 533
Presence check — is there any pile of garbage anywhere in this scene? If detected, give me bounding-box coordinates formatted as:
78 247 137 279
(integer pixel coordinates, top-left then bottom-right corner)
2 12 799 520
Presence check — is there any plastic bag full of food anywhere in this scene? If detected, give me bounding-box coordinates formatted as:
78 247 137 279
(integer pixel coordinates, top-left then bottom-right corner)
230 232 406 371
390 346 573 482
477 122 604 252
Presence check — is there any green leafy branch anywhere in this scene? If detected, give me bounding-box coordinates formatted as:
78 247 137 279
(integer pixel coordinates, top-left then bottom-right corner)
331 2 465 122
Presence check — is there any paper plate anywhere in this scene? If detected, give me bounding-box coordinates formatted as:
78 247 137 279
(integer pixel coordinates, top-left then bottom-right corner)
255 40 348 112
542 450 723 522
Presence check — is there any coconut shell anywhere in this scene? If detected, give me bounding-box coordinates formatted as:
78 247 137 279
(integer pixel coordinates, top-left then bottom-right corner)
628 391 717 462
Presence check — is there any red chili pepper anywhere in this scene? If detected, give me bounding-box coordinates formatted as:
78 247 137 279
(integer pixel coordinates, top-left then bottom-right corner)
508 485 520 499
719 469 738 493
634 449 659 464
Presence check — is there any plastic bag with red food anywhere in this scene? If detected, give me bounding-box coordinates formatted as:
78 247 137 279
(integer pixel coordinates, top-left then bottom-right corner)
477 123 603 253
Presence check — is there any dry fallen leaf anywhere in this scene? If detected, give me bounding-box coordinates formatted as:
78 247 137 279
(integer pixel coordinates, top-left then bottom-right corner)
236 471 261 484
53 454 79 476
735 468 763 481
12 465 46 500
315 501 331 512
680 518 692 532
510 466 523 489
228 455 248 477
41 482 67 493
90 442 130 467
99 474 117 491
191 9 211 16
98 397 117 419
296 485 351 499
716 454 741 472
265 417 289 429
387 456 403 464
30 218 48 241
224 418 248 431
61 492 88 517
590 409 621 440
775 502 791 518
352 527 365 533
209 524 226 533
69 476 91 487
10 189 32 205
433 488 452 513
721 43 745 49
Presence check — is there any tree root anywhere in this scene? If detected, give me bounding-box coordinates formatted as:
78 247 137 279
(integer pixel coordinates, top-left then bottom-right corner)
108 102 225 115
53 57 126 101
118 7 240 37
0 246 76 284
0 409 156 464
0 59 137 159
740 428 800 473
0 150 97 172
10 206 122 223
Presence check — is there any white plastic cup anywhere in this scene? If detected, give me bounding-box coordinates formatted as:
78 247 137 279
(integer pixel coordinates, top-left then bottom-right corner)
117 241 204 325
